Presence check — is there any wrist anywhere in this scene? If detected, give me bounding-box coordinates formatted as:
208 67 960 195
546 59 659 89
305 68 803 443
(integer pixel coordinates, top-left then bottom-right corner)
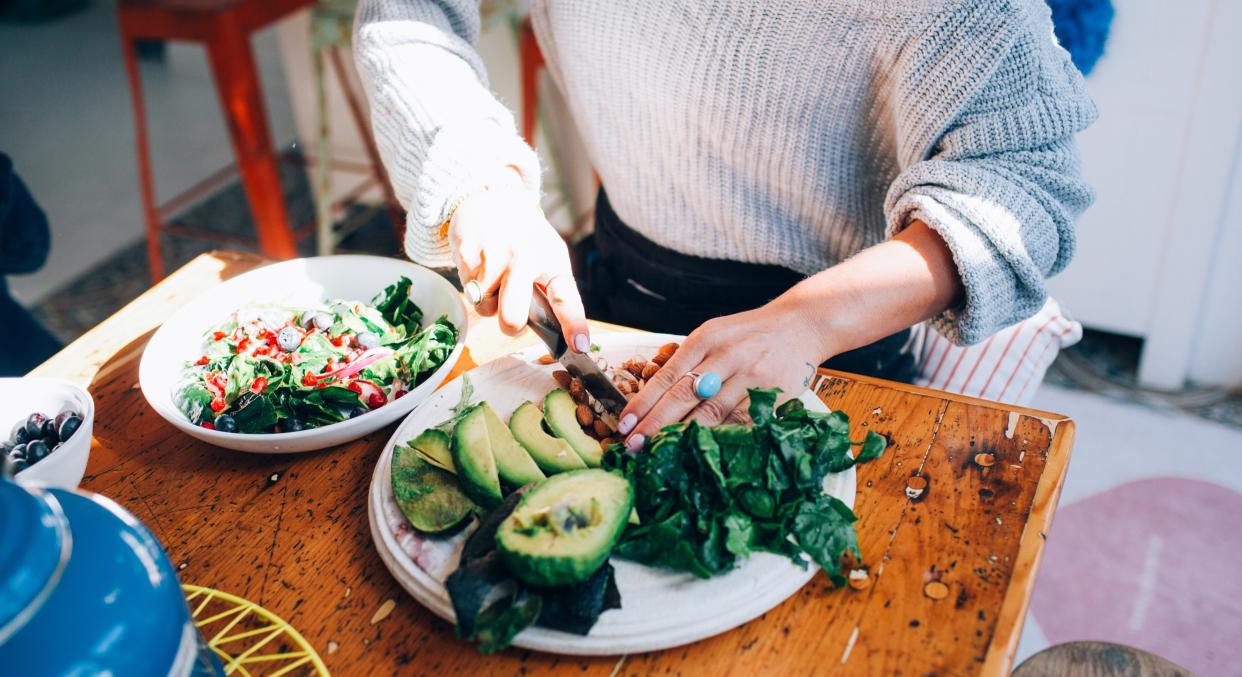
442 165 537 237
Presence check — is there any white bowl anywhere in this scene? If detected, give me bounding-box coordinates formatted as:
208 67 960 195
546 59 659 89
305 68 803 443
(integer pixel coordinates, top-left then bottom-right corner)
1 377 94 489
138 256 469 453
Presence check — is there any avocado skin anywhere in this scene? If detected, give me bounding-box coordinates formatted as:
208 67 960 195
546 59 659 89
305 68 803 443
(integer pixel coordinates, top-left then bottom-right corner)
510 401 587 474
452 404 504 509
391 444 476 533
496 469 634 587
481 403 546 487
543 389 604 467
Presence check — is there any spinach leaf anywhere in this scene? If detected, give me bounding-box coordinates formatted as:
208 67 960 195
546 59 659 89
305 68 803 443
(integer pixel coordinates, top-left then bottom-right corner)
789 495 860 589
230 393 278 433
606 388 886 587
372 276 423 334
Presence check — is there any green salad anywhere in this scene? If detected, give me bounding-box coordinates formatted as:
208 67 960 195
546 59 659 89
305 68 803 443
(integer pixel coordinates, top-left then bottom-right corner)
174 277 457 434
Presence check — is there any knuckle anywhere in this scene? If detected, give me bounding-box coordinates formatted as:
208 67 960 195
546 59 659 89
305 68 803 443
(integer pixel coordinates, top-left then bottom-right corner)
697 398 729 422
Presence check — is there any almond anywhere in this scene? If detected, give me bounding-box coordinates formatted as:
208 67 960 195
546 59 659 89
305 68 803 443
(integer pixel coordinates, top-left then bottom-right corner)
601 436 622 447
552 370 572 389
658 342 680 356
651 352 671 367
575 403 593 427
593 419 613 437
641 362 660 380
537 354 556 365
621 359 643 379
616 380 634 395
568 379 588 403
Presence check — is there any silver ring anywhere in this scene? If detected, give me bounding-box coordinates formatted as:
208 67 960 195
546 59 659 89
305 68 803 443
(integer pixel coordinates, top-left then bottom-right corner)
684 370 722 399
463 279 483 305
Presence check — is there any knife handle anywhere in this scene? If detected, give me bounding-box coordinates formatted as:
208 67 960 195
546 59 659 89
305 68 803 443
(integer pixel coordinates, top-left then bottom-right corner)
528 283 567 357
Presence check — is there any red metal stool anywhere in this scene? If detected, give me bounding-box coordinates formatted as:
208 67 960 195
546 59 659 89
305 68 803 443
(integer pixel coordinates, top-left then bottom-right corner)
117 0 313 280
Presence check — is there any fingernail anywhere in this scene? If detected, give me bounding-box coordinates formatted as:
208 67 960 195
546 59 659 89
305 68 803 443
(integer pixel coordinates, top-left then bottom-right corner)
625 433 645 453
573 334 590 353
618 413 636 435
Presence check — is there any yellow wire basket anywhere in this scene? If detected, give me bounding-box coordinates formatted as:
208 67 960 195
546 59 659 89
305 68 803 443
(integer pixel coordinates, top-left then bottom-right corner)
183 584 329 677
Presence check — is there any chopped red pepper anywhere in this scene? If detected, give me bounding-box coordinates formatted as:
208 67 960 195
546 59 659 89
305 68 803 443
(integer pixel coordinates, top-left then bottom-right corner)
201 421 216 430
210 397 227 413
301 372 317 387
250 376 268 394
195 355 209 366
367 392 387 409
237 337 251 353
331 333 349 347
212 331 227 341
393 389 407 400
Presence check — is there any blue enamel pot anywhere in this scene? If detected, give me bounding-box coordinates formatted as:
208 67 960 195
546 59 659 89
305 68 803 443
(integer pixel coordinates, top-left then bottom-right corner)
0 477 223 675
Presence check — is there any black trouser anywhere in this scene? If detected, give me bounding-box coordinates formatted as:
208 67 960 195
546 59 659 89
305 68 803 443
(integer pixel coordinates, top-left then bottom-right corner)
0 153 60 375
574 190 916 382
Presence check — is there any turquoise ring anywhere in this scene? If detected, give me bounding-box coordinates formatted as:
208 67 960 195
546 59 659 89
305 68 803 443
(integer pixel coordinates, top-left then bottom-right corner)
687 371 722 399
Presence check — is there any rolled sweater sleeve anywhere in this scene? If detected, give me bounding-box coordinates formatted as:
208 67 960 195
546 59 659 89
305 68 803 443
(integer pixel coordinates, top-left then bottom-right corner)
884 1 1098 345
353 0 541 267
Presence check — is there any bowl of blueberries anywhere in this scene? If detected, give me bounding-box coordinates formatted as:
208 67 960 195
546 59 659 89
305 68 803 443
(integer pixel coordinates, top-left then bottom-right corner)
1 377 93 489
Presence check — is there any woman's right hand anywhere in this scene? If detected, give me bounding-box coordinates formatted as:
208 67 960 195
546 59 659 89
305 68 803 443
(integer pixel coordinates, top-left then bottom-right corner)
448 180 590 352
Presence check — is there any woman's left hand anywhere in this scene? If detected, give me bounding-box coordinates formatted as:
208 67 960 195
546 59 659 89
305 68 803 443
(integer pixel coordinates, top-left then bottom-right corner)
615 298 832 451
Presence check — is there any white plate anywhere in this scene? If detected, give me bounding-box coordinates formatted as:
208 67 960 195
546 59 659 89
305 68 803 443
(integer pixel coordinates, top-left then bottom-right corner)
139 256 468 453
367 332 855 655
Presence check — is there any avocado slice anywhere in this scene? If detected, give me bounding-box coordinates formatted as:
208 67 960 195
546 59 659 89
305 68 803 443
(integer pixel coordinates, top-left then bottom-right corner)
543 389 603 467
480 403 546 487
452 404 503 508
510 401 587 474
391 443 476 533
409 428 455 473
496 469 633 587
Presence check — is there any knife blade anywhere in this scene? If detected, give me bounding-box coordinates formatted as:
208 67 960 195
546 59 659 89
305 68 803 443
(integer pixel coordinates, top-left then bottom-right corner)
528 284 629 415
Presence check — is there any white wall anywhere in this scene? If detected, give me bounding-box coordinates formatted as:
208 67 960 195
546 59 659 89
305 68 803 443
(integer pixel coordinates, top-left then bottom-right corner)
1046 0 1242 388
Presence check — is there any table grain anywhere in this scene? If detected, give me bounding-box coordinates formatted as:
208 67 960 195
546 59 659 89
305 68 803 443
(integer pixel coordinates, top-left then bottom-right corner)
30 251 1074 675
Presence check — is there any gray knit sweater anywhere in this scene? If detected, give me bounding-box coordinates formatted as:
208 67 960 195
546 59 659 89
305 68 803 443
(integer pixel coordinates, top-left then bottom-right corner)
353 0 1097 344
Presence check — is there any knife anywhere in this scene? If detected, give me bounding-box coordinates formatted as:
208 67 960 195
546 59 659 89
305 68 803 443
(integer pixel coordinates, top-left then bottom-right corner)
528 284 629 415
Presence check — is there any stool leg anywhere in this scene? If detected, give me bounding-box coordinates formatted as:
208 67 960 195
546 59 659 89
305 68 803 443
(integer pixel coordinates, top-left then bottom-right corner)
518 16 542 148
204 23 298 260
314 43 334 256
328 48 404 246
119 28 165 281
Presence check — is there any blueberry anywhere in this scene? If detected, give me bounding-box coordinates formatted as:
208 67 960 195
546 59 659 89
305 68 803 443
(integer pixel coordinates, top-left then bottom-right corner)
10 443 26 460
25 439 49 464
333 303 350 317
25 413 48 441
313 313 334 331
276 326 301 352
7 457 28 474
214 414 238 433
298 310 316 328
41 419 59 443
349 407 368 419
56 414 82 442
355 331 380 349
279 418 305 433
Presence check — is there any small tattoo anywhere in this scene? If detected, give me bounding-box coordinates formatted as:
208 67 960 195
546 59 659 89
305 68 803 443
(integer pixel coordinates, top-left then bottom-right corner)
802 362 815 388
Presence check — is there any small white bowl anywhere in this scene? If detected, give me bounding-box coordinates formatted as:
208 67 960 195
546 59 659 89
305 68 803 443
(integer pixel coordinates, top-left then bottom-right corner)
138 256 469 453
0 377 94 489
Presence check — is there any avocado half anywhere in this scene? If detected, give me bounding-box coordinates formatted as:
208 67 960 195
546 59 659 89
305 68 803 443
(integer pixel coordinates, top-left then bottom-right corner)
510 401 587 474
391 443 476 533
451 404 504 508
496 469 634 587
543 389 603 467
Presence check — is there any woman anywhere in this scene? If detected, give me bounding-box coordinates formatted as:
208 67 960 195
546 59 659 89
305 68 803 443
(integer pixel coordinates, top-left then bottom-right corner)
354 0 1096 451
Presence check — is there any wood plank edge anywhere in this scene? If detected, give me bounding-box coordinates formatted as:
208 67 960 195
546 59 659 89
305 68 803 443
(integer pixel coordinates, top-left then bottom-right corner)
818 369 1071 422
980 419 1077 674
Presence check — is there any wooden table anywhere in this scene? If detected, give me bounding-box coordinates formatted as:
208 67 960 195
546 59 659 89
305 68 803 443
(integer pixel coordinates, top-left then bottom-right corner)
31 251 1075 675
